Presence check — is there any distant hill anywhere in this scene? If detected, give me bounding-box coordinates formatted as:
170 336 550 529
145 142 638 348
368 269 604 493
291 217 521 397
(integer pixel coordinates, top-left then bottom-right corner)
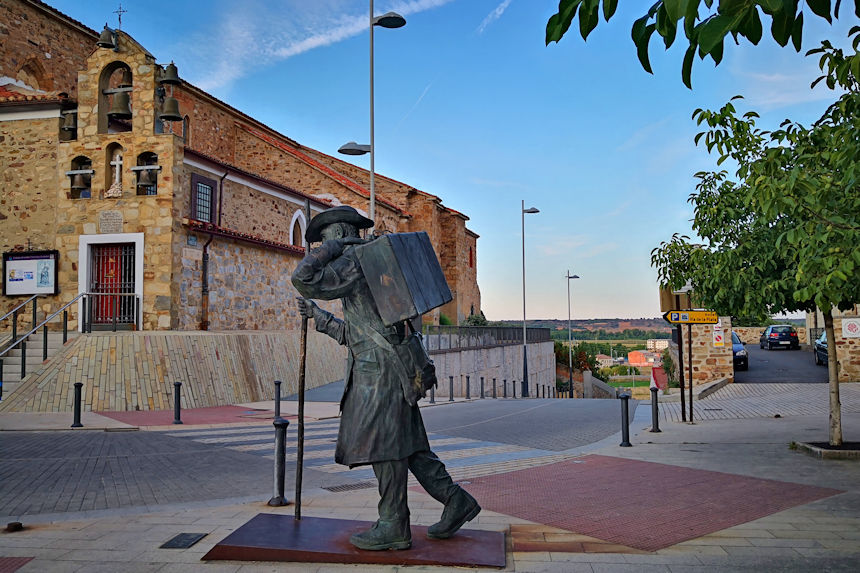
496 318 673 333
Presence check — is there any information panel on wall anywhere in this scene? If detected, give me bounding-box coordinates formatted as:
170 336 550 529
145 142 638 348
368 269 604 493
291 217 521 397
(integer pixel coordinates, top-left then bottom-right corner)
2 250 60 296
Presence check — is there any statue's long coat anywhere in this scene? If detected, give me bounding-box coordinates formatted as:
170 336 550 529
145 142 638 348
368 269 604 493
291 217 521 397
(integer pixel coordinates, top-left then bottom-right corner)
292 240 430 467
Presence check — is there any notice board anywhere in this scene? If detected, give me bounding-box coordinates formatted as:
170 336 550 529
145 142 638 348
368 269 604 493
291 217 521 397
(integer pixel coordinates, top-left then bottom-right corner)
3 250 60 295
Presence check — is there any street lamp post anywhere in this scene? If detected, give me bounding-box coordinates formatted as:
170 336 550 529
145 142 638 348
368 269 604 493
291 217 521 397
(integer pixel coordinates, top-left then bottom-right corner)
566 271 579 398
338 2 405 231
522 200 539 398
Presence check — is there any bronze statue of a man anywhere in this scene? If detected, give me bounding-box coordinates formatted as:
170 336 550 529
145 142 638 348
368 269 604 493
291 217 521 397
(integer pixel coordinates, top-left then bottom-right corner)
292 205 480 551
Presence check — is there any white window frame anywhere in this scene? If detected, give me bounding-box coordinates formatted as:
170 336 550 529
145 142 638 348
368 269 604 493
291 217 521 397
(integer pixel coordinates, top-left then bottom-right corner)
77 233 144 331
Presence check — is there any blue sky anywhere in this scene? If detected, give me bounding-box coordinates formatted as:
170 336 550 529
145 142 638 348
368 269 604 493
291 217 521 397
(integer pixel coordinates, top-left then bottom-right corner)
50 0 856 320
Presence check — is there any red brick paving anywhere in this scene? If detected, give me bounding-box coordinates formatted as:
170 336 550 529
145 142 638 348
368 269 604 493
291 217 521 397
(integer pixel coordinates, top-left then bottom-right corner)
0 557 33 573
460 455 842 552
97 405 283 427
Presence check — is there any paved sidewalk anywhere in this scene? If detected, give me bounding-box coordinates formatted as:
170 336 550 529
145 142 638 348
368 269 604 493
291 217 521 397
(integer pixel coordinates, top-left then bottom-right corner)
1 392 859 571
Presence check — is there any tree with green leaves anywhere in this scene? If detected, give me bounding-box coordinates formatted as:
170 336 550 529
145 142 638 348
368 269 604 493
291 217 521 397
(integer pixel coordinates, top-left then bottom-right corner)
651 42 859 445
546 0 860 88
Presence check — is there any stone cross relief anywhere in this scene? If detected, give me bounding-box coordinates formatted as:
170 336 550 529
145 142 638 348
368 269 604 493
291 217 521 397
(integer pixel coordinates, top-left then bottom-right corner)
105 150 123 198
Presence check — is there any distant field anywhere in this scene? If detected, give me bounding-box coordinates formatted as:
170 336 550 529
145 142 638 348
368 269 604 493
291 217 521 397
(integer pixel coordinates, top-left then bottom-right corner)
607 380 651 388
560 339 647 347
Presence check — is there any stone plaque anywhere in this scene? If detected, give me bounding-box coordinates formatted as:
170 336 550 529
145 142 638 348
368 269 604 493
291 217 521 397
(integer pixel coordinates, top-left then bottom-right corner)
98 210 123 234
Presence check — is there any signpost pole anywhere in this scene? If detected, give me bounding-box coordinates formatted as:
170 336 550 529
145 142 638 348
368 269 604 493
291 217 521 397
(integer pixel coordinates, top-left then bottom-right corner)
688 323 694 423
677 324 686 422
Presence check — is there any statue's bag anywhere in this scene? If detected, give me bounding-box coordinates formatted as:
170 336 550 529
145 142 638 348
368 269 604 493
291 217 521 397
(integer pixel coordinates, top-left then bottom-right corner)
354 232 452 404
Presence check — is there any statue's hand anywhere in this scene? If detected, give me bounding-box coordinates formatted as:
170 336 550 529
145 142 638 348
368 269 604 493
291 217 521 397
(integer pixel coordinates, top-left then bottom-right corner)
297 297 317 319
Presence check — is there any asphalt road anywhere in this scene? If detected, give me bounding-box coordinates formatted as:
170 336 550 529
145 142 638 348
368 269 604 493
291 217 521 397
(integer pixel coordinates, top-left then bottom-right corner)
733 343 826 383
421 398 634 452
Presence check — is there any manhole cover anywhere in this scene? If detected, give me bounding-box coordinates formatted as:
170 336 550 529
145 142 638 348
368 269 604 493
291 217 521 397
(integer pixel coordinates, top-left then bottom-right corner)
322 481 378 493
160 533 207 549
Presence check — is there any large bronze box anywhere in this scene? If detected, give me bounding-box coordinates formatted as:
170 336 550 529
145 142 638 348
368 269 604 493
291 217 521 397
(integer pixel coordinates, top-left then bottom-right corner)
354 232 452 327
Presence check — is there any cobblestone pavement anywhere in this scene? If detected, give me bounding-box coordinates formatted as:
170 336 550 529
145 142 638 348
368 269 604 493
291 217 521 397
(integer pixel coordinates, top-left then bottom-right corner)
0 427 352 522
659 382 860 422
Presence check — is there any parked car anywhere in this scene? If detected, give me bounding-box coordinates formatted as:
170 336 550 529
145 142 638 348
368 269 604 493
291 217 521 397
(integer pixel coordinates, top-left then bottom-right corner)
814 331 828 366
732 331 748 371
759 325 800 350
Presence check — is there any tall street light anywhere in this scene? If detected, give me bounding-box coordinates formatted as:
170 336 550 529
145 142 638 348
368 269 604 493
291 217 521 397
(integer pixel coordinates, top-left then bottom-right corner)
522 200 539 398
338 2 405 231
566 271 580 398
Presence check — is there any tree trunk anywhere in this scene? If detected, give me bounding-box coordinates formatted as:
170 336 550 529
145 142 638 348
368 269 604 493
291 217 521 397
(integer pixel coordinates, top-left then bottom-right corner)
824 309 842 447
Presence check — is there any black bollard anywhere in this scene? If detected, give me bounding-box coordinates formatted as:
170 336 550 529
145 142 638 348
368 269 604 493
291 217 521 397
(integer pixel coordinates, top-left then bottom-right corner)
268 416 290 506
619 392 632 447
465 375 470 400
650 387 662 433
173 382 183 425
430 384 435 404
274 380 282 419
492 378 497 399
449 376 454 402
71 382 83 428
480 376 485 399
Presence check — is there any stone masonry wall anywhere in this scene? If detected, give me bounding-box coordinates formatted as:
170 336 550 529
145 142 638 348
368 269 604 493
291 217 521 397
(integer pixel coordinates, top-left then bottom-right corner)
834 316 860 383
0 116 60 320
176 237 305 331
734 326 808 345
0 0 96 96
683 317 734 385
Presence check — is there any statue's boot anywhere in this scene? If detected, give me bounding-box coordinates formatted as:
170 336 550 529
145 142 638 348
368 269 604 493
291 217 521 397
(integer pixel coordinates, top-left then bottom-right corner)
349 519 412 551
427 488 481 539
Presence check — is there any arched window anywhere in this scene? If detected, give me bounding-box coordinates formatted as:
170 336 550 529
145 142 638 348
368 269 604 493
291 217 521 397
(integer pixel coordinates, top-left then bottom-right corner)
289 209 306 248
135 152 159 196
16 58 52 91
68 156 93 199
182 115 190 145
98 62 133 134
105 143 125 198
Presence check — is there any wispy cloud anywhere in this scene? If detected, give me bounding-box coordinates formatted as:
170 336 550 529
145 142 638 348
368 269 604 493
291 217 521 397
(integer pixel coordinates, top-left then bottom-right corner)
538 236 587 257
185 0 455 93
616 117 671 152
736 70 841 110
395 80 436 131
478 0 513 34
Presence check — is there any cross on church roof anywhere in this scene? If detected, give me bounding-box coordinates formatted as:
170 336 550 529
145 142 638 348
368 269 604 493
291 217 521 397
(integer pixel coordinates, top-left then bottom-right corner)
114 3 127 30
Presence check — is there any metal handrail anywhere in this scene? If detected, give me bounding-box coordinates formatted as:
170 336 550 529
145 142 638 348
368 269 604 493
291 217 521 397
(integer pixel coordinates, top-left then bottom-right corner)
422 325 552 353
0 295 39 323
0 293 87 360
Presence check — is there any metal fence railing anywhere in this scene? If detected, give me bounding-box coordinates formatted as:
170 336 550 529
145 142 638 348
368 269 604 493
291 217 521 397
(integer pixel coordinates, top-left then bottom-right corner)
421 325 551 354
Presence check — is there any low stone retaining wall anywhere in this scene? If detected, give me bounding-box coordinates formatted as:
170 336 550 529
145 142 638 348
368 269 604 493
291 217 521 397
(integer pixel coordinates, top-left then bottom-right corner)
0 330 345 413
429 341 555 398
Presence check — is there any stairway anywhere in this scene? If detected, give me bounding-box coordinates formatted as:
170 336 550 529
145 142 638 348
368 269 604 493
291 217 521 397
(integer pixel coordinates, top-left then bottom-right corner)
1 331 80 398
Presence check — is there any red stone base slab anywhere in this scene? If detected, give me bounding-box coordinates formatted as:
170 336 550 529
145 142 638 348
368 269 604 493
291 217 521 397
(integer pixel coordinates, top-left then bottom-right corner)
202 514 506 568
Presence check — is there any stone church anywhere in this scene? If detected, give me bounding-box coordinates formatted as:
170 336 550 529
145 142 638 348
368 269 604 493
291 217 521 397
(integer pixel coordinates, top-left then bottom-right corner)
0 0 481 334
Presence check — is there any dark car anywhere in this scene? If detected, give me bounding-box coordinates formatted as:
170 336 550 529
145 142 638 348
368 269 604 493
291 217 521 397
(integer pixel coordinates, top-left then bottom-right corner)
759 325 800 350
814 331 828 366
732 331 748 370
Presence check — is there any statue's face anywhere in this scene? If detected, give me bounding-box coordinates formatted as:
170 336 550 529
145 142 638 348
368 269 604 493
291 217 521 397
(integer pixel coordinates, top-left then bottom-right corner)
320 222 358 241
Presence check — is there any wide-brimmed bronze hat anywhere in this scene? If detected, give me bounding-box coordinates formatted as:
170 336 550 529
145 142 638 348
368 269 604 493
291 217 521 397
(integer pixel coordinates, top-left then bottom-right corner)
305 205 373 242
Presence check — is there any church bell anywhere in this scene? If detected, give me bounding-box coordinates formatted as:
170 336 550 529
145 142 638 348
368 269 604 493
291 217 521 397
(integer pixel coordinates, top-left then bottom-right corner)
70 174 89 190
108 91 132 119
159 97 182 122
96 25 116 49
160 62 180 85
118 68 133 88
136 169 156 187
61 112 77 131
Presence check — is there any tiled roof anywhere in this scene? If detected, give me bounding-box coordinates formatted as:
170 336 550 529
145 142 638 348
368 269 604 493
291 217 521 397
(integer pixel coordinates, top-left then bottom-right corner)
0 84 70 105
183 148 331 209
182 218 305 256
240 125 407 217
